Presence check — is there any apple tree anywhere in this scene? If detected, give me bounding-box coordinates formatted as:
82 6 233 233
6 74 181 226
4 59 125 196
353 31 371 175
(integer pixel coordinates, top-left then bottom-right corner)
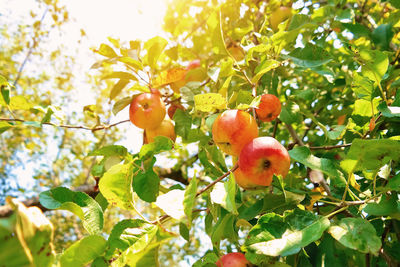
1 0 400 266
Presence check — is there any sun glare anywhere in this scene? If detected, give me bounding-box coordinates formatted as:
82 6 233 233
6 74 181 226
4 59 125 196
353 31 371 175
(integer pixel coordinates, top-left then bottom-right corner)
67 0 167 42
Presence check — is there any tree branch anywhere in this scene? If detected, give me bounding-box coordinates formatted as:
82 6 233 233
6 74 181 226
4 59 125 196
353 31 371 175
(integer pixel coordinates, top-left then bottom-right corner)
0 118 130 132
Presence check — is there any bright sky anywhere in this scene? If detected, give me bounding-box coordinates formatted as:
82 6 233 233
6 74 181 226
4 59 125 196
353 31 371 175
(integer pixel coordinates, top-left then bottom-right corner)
2 0 169 189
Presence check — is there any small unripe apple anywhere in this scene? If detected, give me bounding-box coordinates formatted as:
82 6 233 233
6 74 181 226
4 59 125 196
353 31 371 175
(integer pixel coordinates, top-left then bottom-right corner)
216 252 250 267
129 92 166 130
145 120 176 143
270 6 292 32
234 136 290 189
256 94 281 122
228 45 245 62
168 103 185 119
212 110 259 156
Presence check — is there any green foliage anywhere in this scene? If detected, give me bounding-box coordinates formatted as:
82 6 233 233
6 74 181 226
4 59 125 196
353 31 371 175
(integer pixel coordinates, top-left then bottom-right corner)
2 0 400 266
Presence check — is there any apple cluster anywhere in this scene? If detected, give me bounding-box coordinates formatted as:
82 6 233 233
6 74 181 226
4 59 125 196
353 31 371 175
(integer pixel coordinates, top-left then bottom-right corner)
212 94 290 189
128 89 176 143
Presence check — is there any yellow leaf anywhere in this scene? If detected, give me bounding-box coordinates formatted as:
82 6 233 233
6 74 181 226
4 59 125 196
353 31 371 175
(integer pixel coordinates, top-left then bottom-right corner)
10 96 32 110
194 93 227 113
153 68 187 87
350 173 361 191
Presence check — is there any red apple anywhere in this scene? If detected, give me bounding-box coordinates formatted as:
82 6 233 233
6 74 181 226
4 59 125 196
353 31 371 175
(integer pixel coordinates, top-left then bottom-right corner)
168 103 185 119
270 6 292 32
212 110 259 156
129 92 166 130
186 59 201 70
216 252 250 267
145 120 176 143
234 136 290 189
256 94 281 122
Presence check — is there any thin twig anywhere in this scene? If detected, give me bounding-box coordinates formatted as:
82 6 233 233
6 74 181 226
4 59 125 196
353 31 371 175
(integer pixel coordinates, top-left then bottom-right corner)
196 163 238 197
309 143 351 150
285 123 304 146
0 118 130 131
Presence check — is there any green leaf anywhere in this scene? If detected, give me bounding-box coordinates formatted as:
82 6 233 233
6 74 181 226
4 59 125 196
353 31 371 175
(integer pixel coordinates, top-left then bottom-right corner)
139 136 173 159
288 14 316 31
99 163 134 210
88 145 127 157
108 220 174 266
193 251 219 267
289 147 344 182
262 193 304 215
133 168 159 203
285 44 332 68
211 212 238 244
327 125 346 140
351 73 374 100
113 96 133 115
315 235 351 267
210 175 238 215
341 23 370 39
102 71 138 81
110 79 130 100
328 218 381 255
155 189 185 220
340 139 400 173
245 210 330 257
0 75 11 105
39 187 103 235
352 98 379 117
377 101 400 118
96 43 118 58
194 93 227 113
174 108 192 140
179 222 190 242
184 174 198 225
359 49 388 84
106 219 157 259
144 36 168 68
251 59 280 84
60 235 107 267
0 121 12 134
363 195 400 218
3 199 55 267
279 103 302 124
372 24 394 50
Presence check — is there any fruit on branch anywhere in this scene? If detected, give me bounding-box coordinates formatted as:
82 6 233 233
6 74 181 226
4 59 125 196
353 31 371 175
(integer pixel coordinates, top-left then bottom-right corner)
145 120 176 143
170 59 206 93
129 92 166 129
212 110 258 156
228 44 245 62
216 252 250 267
270 6 292 32
255 94 281 122
234 136 290 189
168 103 185 119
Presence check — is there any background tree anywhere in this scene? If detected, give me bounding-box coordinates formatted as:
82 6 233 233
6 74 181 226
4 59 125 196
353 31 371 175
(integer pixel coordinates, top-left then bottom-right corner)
1 0 400 266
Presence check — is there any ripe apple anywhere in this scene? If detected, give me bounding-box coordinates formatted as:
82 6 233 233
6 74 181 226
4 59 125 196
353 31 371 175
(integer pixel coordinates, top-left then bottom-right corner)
270 6 292 32
255 94 281 122
168 103 185 119
212 110 259 156
129 92 166 130
145 120 176 143
234 136 290 189
216 252 250 267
